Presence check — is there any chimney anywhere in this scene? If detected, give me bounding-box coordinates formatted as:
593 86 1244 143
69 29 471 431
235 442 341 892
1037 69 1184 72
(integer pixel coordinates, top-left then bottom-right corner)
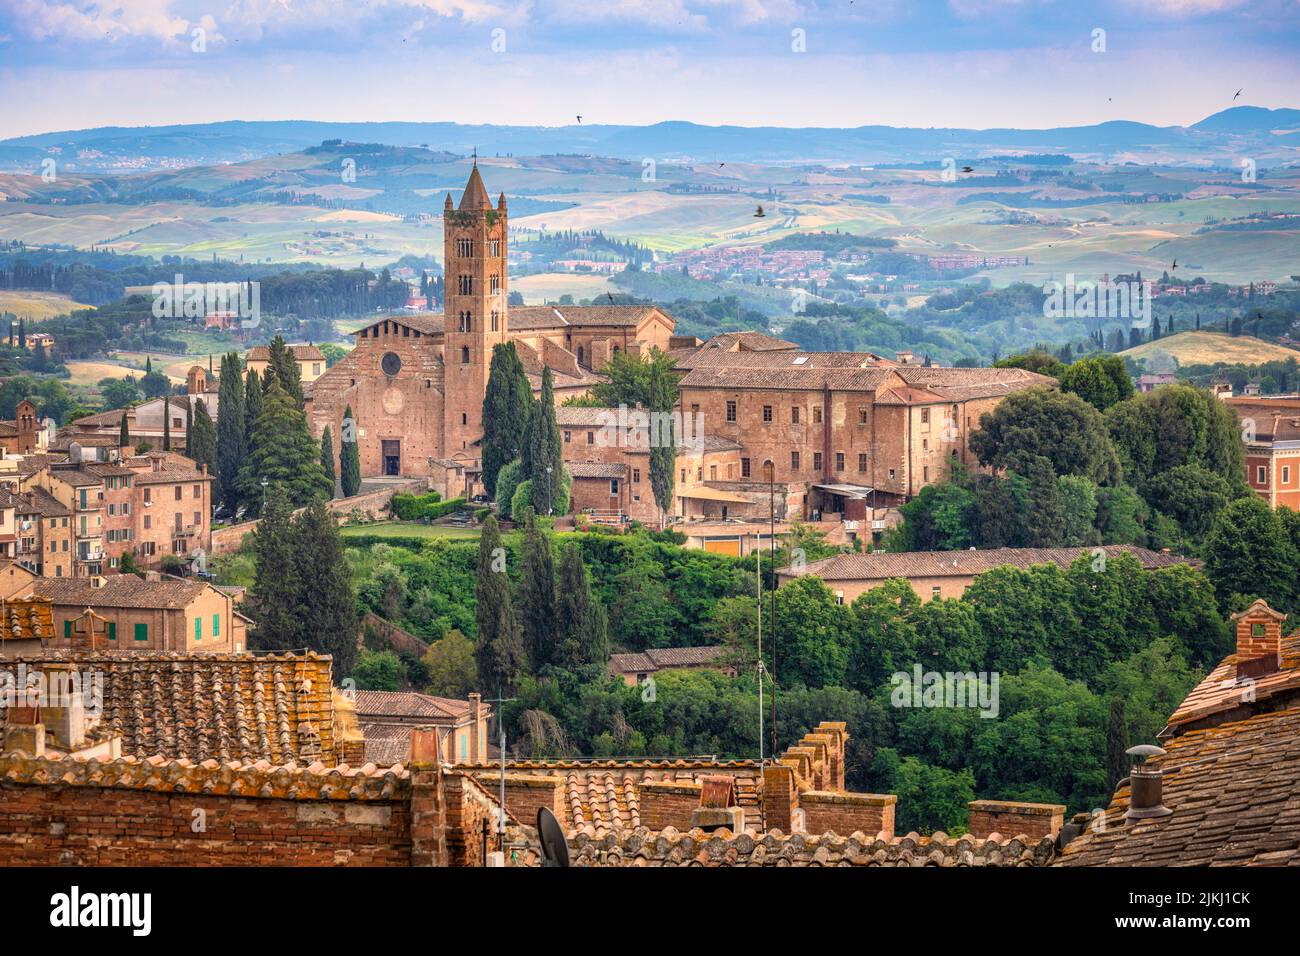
468 692 482 764
1124 745 1172 821
691 776 745 833
1230 599 1286 680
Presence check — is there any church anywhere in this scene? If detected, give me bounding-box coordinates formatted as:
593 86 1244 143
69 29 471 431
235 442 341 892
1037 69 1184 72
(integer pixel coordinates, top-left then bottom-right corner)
303 165 675 496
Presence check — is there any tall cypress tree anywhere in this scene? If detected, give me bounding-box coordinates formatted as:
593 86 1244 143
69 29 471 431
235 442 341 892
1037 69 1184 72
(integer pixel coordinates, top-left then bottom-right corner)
517 510 557 671
481 342 533 498
189 399 218 478
292 500 358 675
248 485 300 651
244 367 262 451
267 335 304 406
647 355 677 526
240 379 331 514
474 515 525 694
162 398 172 451
118 410 130 450
554 541 609 667
320 426 337 497
527 367 564 515
216 352 246 511
340 404 362 497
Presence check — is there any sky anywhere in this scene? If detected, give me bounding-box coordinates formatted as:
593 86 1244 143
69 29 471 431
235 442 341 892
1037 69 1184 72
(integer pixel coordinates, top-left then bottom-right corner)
1 0 1298 138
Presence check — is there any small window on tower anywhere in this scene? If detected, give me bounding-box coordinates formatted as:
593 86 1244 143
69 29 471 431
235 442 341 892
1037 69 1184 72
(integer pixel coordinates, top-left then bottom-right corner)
461 347 470 364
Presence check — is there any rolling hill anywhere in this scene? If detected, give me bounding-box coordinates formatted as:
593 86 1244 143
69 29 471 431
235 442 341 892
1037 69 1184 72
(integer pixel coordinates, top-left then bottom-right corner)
1121 331 1300 367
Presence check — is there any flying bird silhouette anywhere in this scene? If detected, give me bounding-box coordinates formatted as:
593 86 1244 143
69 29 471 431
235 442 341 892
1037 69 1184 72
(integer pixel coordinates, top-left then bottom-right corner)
961 165 974 173
1234 89 1243 100
576 115 583 124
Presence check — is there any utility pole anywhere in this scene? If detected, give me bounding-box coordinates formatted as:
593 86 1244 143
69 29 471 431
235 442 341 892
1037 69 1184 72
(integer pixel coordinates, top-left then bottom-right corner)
486 689 515 852
765 460 778 759
755 532 763 764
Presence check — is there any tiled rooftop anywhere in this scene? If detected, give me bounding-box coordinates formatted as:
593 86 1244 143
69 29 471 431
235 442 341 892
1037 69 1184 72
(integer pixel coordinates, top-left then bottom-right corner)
31 575 212 610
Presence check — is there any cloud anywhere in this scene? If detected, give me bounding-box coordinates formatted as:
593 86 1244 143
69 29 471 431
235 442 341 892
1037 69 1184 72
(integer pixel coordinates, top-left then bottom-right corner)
9 0 190 43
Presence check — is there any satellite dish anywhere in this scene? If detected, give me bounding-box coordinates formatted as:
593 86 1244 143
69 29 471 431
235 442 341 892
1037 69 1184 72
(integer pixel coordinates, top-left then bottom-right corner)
536 807 569 868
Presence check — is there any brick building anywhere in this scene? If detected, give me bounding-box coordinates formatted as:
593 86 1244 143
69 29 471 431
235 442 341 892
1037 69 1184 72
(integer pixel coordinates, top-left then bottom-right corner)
302 165 672 494
1226 396 1300 510
13 487 72 578
0 399 46 455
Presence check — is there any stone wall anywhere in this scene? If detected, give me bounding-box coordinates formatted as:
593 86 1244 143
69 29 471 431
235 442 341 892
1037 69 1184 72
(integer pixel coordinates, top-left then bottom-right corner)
209 480 427 556
967 800 1065 841
800 791 896 839
639 779 702 831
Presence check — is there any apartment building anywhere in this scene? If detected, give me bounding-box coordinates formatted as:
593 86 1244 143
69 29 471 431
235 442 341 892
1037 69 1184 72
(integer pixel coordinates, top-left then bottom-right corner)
124 452 214 567
13 487 72 578
1226 396 1300 511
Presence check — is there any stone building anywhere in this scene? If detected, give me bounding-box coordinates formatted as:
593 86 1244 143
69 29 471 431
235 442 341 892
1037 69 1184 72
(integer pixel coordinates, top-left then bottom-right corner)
1226 395 1300 511
303 165 672 495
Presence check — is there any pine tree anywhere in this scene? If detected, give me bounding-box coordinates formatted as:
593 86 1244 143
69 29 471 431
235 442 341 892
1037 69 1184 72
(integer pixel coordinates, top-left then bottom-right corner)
340 404 362 497
189 399 218 478
244 367 263 449
118 410 130 449
647 354 677 526
527 366 565 515
517 510 557 671
554 541 609 667
240 378 331 514
1105 695 1128 791
162 398 171 451
474 515 525 693
320 426 337 497
292 500 358 675
481 342 533 498
216 352 246 511
248 485 301 651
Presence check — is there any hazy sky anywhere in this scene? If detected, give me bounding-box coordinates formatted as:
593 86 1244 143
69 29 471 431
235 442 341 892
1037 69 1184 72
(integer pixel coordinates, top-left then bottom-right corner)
1 0 1298 138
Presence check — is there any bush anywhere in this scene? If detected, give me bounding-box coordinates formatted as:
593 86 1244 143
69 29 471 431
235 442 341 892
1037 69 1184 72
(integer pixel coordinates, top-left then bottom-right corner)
495 458 523 508
510 480 535 523
390 492 465 521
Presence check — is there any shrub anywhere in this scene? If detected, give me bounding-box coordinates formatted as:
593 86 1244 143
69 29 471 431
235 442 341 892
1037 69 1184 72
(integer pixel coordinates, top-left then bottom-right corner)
390 492 465 521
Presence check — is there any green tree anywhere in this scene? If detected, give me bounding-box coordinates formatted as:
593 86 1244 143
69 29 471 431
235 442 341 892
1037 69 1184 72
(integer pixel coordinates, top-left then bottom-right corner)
1058 355 1134 411
1146 464 1236 544
352 650 406 691
216 352 246 511
1057 474 1100 546
98 376 141 410
1203 496 1298 614
526 367 566 515
647 354 678 525
340 404 362 497
773 575 852 688
894 482 975 551
293 500 359 676
118 410 130 449
320 425 337 498
554 542 609 667
517 510 558 671
481 342 533 498
422 629 478 699
971 386 1121 485
475 516 526 693
494 458 524 513
240 378 331 514
162 398 171 451
247 486 301 650
871 749 976 835
1104 695 1128 791
188 399 218 479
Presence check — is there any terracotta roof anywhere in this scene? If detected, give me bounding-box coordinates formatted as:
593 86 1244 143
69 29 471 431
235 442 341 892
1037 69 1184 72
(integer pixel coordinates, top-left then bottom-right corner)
1056 702 1300 867
0 597 53 642
788 545 1187 582
507 305 666 331
30 576 212 610
354 690 473 722
556 827 1056 867
246 343 326 362
458 164 492 211
0 652 340 765
555 406 621 427
568 461 627 479
1166 629 1300 729
679 364 897 392
15 489 68 519
125 451 211 484
609 645 727 675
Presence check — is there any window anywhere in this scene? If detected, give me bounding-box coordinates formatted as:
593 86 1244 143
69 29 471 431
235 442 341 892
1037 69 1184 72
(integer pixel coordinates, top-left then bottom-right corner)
836 453 845 471
587 431 595 445
763 405 773 422
108 622 116 641
1285 466 1292 484
709 465 717 480
791 406 800 424
488 239 500 256
889 468 896 480
858 453 867 472
922 439 929 451
144 515 151 530
1258 465 1268 484
193 512 200 526
174 485 182 501
144 488 151 504
195 617 202 642
858 407 868 425
193 484 201 498
726 401 737 422
64 620 72 639
923 466 930 482
564 430 571 443
834 591 845 606
921 408 930 424
1252 622 1266 638
813 452 823 471
632 468 641 483
134 623 148 642
791 451 800 470
932 586 942 599
609 479 620 495
461 346 470 364
461 413 467 426
213 614 220 638
742 458 751 478
813 406 822 424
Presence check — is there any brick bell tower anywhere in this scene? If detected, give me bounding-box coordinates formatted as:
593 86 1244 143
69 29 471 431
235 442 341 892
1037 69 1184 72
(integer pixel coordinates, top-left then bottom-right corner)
442 162 509 456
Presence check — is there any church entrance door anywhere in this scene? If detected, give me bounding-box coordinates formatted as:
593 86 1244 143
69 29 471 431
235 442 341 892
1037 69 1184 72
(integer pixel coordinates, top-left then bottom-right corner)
382 439 401 476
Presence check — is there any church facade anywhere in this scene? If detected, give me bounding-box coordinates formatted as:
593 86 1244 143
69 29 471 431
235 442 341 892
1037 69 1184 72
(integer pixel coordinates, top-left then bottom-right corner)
303 166 674 496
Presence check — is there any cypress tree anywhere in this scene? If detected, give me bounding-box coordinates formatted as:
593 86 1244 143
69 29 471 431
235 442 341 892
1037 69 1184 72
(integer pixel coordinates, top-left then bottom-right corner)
517 510 557 671
216 352 246 511
184 396 193 452
244 367 262 449
292 500 358 675
240 378 331 514
474 515 526 694
554 541 609 667
481 342 533 498
320 426 337 497
527 366 564 515
118 410 130 449
647 354 677 526
162 398 171 451
340 403 362 497
248 485 300 651
189 399 218 478
1105 695 1128 791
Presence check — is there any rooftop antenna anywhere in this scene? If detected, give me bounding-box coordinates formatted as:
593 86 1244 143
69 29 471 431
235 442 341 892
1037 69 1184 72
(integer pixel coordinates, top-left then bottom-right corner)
486 688 515 851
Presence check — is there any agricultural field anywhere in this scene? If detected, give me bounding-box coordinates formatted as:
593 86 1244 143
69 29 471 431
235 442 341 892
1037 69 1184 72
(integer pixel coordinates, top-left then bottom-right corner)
512 272 615 304
1121 330 1300 367
0 290 94 321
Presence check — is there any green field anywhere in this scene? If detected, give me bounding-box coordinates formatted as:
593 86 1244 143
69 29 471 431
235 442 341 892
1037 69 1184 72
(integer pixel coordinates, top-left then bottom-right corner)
340 521 481 541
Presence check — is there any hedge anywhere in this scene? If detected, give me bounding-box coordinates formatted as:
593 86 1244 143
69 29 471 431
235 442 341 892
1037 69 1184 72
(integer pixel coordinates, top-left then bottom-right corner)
390 492 467 521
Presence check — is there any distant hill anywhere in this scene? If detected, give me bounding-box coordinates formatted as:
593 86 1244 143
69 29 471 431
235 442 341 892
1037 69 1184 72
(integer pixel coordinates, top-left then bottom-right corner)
3 106 1298 171
1121 330 1300 367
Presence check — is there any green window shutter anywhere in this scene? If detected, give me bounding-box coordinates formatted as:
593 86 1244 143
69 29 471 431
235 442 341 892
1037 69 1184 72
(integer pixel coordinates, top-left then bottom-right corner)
195 617 202 642
108 622 116 641
64 620 71 638
213 614 220 637
134 623 148 642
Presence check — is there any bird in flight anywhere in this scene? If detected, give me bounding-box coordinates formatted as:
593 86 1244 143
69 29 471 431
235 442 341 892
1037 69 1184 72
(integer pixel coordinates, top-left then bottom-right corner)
1171 259 1179 271
576 115 583 124
1234 89 1243 100
961 165 974 174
